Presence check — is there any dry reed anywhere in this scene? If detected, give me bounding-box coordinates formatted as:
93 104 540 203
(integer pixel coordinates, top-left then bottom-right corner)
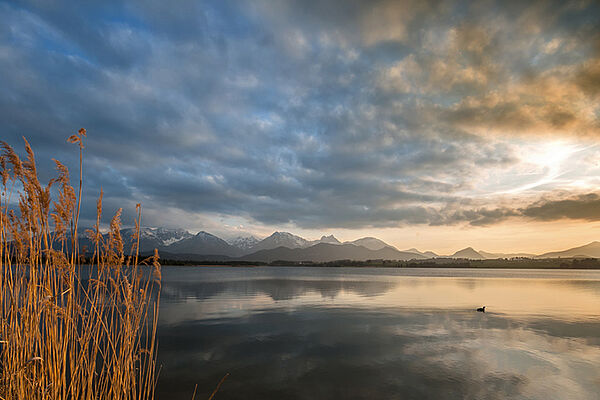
0 130 161 399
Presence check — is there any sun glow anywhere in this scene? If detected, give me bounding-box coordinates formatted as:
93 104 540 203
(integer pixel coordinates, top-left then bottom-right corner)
502 140 582 194
527 140 578 170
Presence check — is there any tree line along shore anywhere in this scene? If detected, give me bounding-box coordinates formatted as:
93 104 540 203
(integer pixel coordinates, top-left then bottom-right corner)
154 257 600 269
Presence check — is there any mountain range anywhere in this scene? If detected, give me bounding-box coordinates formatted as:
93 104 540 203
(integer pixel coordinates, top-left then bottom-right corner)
78 227 600 262
536 241 600 259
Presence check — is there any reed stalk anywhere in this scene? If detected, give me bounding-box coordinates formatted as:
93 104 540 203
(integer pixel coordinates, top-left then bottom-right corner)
0 130 161 399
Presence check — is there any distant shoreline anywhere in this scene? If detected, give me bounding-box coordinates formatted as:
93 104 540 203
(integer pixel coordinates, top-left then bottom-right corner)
158 257 600 269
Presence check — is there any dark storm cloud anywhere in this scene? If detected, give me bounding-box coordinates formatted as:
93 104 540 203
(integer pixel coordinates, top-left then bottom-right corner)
521 193 600 222
1 0 599 231
429 193 600 227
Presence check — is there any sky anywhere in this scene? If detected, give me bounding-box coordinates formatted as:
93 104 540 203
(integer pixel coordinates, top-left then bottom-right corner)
1 0 600 254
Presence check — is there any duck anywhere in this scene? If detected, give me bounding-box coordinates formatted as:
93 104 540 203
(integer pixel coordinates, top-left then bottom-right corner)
476 306 486 312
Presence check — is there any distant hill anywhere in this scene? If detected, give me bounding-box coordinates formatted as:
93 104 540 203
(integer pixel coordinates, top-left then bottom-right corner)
451 247 485 259
404 248 438 258
449 248 535 260
246 232 344 253
238 243 425 263
537 241 600 258
166 231 242 257
155 251 232 262
479 250 536 259
344 237 394 251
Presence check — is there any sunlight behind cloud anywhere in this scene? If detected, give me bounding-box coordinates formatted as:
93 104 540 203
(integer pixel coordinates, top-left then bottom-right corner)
499 140 583 195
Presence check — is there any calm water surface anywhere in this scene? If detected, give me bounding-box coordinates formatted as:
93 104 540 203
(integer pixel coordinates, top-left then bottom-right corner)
155 267 600 399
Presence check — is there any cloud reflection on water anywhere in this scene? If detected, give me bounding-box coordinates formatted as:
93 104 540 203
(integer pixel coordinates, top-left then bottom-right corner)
156 267 600 399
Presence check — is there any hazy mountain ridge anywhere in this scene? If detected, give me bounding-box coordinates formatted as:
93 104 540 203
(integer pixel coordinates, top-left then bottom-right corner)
123 227 193 252
166 231 243 257
536 241 600 259
344 237 393 251
226 235 260 250
450 247 486 260
250 231 313 252
314 235 341 245
479 250 537 259
78 226 193 254
404 248 439 258
76 227 600 262
238 243 426 263
248 232 347 253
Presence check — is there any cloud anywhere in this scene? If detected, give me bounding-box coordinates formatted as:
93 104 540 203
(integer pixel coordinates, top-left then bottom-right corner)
359 0 435 45
442 69 600 137
435 192 600 227
575 58 600 97
520 193 600 221
1 0 599 233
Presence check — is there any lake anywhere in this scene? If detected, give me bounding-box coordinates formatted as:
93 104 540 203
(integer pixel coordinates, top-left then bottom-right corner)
155 267 600 399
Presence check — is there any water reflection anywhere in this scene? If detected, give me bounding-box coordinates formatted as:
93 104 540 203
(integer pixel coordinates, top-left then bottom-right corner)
161 278 396 302
156 267 600 399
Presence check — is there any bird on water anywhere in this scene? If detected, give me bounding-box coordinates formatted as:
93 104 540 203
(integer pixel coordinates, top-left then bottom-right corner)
476 306 486 312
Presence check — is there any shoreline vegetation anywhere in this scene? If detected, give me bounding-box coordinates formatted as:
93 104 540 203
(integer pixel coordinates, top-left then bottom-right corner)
0 131 161 399
156 257 600 269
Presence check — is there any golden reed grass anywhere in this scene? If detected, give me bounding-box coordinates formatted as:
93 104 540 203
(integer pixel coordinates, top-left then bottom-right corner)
0 130 161 399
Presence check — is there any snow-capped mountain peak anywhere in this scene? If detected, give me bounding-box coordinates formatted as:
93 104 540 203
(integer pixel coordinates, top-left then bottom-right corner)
165 230 241 256
195 231 216 238
319 235 340 244
141 227 192 245
227 235 260 250
117 227 193 253
250 231 312 251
